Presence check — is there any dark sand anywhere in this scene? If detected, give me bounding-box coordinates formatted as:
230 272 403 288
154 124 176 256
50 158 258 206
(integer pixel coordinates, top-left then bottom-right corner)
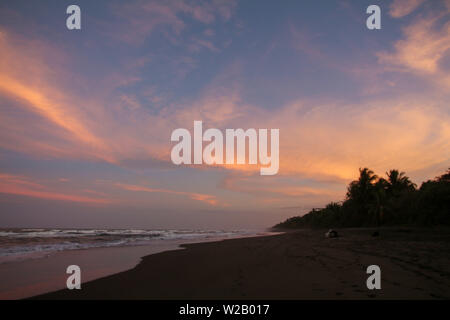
0 242 183 299
33 228 450 299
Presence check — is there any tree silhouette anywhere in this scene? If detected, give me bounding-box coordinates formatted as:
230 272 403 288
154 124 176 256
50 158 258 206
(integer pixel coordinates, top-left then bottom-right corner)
437 168 450 182
274 167 450 229
384 169 416 196
346 168 378 205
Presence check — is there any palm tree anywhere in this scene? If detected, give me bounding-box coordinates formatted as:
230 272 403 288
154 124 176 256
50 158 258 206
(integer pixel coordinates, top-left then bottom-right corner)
379 170 416 225
346 168 380 225
385 169 416 196
346 168 378 204
369 180 386 226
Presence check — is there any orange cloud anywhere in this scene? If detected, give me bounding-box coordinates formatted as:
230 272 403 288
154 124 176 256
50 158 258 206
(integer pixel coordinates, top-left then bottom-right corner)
0 76 108 151
0 18 449 210
191 95 450 185
222 175 340 197
0 29 117 163
377 8 450 85
115 183 218 206
389 0 426 18
0 28 170 165
274 99 450 181
0 173 111 205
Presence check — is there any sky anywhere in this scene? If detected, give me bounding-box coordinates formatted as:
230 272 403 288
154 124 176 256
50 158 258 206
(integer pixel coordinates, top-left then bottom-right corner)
0 0 449 229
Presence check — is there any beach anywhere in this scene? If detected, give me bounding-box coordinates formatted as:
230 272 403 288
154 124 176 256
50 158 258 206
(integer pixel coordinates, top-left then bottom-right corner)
0 228 265 299
33 228 450 299
0 242 184 299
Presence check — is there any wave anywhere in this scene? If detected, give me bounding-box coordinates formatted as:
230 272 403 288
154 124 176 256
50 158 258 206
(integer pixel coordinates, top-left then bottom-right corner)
0 228 261 262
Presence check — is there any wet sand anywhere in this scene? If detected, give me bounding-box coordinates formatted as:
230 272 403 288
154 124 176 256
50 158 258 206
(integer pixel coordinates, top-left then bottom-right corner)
0 242 183 299
33 228 450 299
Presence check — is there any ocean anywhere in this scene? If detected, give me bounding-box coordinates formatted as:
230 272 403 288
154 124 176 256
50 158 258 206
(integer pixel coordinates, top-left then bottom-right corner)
0 228 272 299
0 228 264 264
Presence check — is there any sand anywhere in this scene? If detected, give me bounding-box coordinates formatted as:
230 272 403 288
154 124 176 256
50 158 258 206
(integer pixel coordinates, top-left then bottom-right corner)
32 228 450 299
0 242 184 299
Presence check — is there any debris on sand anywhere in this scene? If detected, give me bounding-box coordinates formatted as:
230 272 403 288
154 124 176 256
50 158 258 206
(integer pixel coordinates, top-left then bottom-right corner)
325 229 339 238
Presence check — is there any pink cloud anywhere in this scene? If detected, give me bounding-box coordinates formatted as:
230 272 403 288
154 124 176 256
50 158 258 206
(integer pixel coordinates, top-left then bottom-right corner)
2 24 448 191
0 173 111 205
1 16 449 211
389 0 426 18
377 17 450 75
106 0 236 44
115 183 218 206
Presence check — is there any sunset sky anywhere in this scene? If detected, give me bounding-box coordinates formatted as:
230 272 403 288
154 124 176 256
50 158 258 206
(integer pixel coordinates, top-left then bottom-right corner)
0 0 449 229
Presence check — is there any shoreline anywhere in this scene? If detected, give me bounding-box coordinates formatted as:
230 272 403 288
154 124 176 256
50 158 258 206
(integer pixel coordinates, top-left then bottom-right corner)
32 227 450 299
0 231 276 299
0 242 183 300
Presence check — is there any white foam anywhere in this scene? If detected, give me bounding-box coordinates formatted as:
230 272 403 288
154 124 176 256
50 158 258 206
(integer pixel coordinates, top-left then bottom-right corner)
0 228 262 263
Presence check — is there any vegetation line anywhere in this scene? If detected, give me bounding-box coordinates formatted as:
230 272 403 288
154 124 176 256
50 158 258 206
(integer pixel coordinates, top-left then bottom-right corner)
275 168 450 229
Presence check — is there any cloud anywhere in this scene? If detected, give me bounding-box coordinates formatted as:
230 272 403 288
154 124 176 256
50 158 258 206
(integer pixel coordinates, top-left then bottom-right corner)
0 29 115 162
290 25 329 65
220 172 342 200
1 12 449 211
2 22 448 201
187 93 450 185
389 0 426 18
0 173 110 205
0 27 243 171
0 76 108 151
377 17 450 75
0 28 173 165
188 38 220 52
106 0 236 44
272 99 450 182
115 183 218 205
